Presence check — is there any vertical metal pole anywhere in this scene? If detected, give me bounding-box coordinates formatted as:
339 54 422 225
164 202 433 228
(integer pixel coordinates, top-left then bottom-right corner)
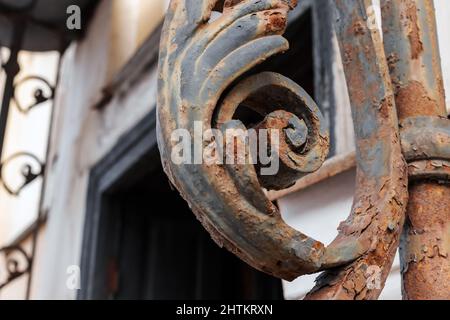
0 24 24 162
381 0 450 300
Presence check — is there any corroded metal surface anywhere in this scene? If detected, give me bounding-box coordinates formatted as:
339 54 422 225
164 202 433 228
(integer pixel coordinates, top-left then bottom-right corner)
381 0 450 300
156 0 365 280
400 182 450 300
407 160 450 182
0 152 44 196
157 0 331 280
157 0 409 293
305 0 408 300
400 116 450 163
157 0 450 300
0 246 31 290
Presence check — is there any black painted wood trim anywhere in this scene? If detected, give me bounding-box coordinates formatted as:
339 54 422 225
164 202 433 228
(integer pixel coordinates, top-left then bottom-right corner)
79 108 158 299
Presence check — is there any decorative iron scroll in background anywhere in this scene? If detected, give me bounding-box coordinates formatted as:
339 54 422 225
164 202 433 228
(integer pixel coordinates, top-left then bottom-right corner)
0 32 59 298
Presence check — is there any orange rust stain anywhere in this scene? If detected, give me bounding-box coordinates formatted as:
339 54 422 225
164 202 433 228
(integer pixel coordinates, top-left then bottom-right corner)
386 53 400 73
405 2 423 60
352 21 366 36
401 182 450 300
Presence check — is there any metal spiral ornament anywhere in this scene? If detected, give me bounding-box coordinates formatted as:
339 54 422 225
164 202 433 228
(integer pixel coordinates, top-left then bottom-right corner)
157 0 408 297
13 75 55 114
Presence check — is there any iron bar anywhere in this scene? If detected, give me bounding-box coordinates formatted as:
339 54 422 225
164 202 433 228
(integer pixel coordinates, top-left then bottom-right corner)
0 152 44 196
305 0 408 299
381 0 450 300
13 75 55 114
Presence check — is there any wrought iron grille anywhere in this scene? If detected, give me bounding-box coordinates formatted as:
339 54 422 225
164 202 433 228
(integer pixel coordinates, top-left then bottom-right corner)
0 20 60 299
157 0 450 300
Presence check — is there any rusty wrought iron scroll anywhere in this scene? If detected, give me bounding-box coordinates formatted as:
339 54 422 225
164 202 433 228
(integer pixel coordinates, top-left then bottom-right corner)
156 0 450 299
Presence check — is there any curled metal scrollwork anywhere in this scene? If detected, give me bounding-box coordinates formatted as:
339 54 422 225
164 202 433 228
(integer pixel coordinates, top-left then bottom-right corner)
0 152 44 196
12 75 55 114
400 116 450 182
157 0 408 298
0 246 31 290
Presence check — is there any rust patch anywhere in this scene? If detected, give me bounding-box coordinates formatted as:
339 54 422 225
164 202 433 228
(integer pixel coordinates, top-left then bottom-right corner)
405 2 423 60
304 0 409 300
352 21 366 36
263 10 287 34
386 53 400 73
223 0 242 8
158 0 337 283
382 0 450 300
395 81 440 120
